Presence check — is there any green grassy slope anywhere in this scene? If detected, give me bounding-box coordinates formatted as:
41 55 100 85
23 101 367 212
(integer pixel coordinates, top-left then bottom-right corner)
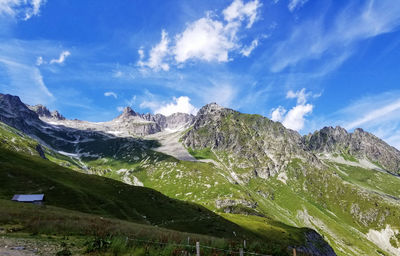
0 147 249 239
0 121 337 255
172 111 400 256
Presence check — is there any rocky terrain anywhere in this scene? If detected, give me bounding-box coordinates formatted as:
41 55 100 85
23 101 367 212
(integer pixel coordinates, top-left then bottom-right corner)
1 93 400 255
30 104 194 137
303 126 400 175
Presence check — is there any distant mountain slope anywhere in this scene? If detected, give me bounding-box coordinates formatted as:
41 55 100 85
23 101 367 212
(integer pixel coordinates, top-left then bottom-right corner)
180 103 400 256
303 126 400 175
2 93 400 255
0 132 337 255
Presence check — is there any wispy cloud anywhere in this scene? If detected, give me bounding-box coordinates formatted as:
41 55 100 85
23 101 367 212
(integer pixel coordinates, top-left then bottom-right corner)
0 0 46 20
271 0 400 73
240 39 258 57
104 91 117 99
0 57 54 104
323 91 400 149
50 50 71 64
288 0 309 12
137 30 170 71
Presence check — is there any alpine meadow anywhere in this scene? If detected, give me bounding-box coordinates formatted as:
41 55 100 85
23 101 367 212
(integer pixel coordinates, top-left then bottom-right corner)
1 0 400 256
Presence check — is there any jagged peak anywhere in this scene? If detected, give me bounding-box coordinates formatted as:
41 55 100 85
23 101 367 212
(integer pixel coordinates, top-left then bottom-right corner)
198 102 224 115
28 104 66 120
117 106 139 119
29 104 51 117
0 93 38 118
51 110 66 120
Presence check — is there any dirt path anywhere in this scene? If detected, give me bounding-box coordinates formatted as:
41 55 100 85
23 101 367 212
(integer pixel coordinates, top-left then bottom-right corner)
0 247 37 256
0 236 66 256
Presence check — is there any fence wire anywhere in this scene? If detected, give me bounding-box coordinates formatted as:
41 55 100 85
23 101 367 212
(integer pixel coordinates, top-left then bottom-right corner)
127 237 272 256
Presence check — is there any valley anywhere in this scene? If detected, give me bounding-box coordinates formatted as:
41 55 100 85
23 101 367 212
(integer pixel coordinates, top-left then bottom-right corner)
1 93 400 255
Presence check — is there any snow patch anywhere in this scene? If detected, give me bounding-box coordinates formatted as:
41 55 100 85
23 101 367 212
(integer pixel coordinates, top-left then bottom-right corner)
57 151 79 157
367 225 400 256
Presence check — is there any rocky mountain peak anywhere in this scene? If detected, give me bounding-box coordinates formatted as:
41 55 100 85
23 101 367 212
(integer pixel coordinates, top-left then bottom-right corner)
0 93 42 133
0 94 38 120
198 102 224 115
28 104 66 120
29 104 51 117
51 110 66 120
304 126 400 174
118 107 138 119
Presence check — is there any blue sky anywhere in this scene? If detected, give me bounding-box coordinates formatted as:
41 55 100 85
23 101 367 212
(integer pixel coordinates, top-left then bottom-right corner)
1 0 400 149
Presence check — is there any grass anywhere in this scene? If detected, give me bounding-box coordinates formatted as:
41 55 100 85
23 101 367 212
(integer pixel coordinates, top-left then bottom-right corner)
0 199 303 255
187 147 216 160
3 118 400 255
333 163 400 199
0 147 253 239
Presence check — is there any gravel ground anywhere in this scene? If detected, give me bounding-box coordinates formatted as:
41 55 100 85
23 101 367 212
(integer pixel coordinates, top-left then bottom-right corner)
147 129 197 161
0 236 79 256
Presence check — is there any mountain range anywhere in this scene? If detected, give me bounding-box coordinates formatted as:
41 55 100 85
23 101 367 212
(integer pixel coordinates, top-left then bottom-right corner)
1 92 400 255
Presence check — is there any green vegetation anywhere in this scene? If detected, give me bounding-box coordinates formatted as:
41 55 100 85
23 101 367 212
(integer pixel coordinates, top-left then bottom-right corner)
3 116 400 255
187 147 216 160
0 147 251 239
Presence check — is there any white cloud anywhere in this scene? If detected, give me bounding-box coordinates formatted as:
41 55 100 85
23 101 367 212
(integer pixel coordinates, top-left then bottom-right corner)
104 91 117 99
288 0 309 12
50 50 71 64
222 0 261 28
36 56 43 66
286 88 309 104
138 0 262 70
154 96 198 116
282 103 313 131
174 16 236 63
0 0 46 20
174 0 260 63
117 106 124 112
240 39 258 57
137 30 170 71
271 0 400 73
271 106 286 122
271 88 315 131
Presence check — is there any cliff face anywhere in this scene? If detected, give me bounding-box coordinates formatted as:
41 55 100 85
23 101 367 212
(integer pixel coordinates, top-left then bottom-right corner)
182 103 322 179
0 94 42 133
303 126 400 174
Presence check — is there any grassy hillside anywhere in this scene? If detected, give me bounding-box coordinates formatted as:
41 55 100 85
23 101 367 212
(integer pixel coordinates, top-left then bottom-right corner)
0 147 250 239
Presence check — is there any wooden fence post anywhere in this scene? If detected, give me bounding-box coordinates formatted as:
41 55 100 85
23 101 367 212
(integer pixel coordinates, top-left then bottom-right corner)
243 240 246 249
293 248 297 256
196 241 200 256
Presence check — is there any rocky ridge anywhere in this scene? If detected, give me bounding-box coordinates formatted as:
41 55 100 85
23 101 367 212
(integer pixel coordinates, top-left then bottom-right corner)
2 94 400 255
182 103 322 180
303 126 400 175
28 104 65 120
30 104 195 137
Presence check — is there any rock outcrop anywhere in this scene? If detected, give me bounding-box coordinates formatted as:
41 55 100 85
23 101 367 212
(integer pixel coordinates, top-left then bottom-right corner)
182 103 322 178
303 126 400 174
